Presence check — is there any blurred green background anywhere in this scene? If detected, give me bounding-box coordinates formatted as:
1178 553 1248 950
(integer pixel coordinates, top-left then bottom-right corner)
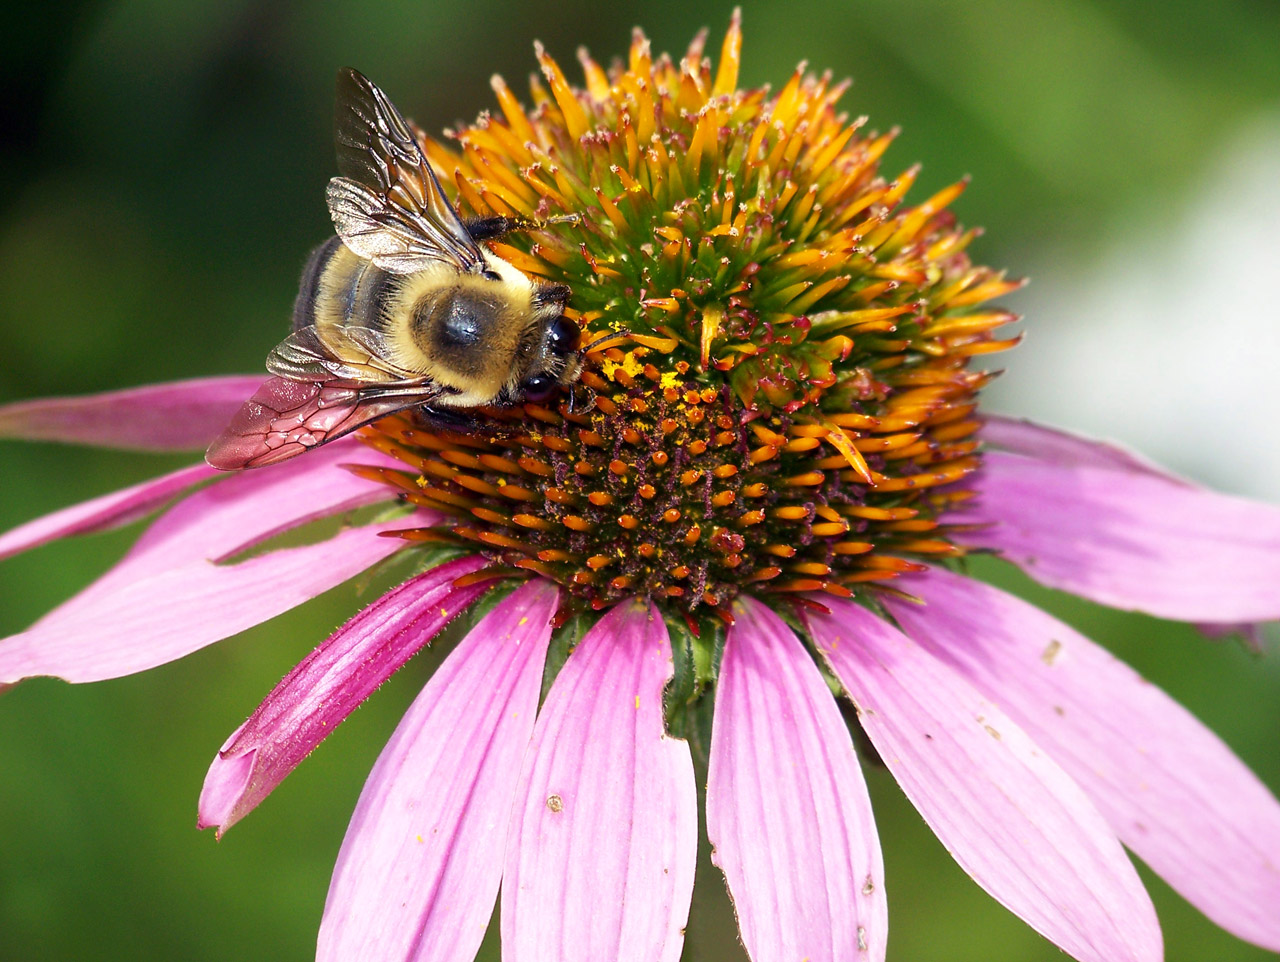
2 1 1279 960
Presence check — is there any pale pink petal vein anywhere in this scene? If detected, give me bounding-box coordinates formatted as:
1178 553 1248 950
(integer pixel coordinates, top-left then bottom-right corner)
26 440 401 622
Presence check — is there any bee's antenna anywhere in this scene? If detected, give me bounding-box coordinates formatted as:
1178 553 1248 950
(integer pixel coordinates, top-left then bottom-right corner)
579 328 633 358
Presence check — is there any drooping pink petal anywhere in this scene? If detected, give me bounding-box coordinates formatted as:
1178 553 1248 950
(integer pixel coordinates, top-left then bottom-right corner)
978 418 1276 638
0 439 412 684
32 439 401 616
199 556 489 835
116 439 400 571
808 600 1162 962
981 415 1191 483
707 597 886 962
0 462 214 562
0 376 265 450
958 449 1280 622
0 522 407 684
317 579 557 962
887 568 1280 951
502 599 697 962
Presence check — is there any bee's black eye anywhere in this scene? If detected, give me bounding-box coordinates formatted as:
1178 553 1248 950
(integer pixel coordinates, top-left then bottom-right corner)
521 373 557 402
482 269 502 282
546 316 580 356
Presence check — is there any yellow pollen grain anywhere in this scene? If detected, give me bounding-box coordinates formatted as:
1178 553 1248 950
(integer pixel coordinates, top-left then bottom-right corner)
601 352 645 381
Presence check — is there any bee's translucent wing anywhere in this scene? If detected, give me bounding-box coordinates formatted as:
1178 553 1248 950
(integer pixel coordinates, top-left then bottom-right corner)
328 67 482 275
205 323 449 470
266 324 419 384
205 375 443 470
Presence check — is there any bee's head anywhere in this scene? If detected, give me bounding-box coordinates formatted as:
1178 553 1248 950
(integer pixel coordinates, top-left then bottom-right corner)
520 309 580 402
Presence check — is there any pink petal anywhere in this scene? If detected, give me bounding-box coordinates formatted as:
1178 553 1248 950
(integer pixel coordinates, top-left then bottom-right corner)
707 597 886 962
0 522 407 684
983 418 1272 639
0 439 406 684
808 600 1162 962
0 440 409 684
317 579 557 962
35 439 399 615
888 568 1280 951
501 600 697 962
0 462 214 562
0 376 265 450
199 556 489 835
982 415 1191 483
959 450 1280 622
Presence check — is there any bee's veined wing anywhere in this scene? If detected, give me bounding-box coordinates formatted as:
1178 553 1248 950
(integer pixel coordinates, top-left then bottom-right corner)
265 324 419 383
206 325 440 470
328 67 482 275
205 376 442 470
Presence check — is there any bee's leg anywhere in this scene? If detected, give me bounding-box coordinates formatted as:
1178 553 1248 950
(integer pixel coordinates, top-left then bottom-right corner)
413 404 476 433
462 216 520 242
564 384 597 416
463 213 581 242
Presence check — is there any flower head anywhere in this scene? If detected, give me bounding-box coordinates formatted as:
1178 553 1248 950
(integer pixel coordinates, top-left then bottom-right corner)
380 19 1013 619
3 13 1280 962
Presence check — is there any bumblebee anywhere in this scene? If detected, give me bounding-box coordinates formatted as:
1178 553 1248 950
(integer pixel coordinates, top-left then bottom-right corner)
207 68 582 470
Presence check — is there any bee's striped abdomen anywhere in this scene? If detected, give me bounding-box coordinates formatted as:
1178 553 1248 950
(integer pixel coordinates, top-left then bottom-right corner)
295 237 400 333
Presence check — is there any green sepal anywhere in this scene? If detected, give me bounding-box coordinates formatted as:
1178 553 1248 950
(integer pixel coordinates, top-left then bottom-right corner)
540 608 593 705
354 540 473 595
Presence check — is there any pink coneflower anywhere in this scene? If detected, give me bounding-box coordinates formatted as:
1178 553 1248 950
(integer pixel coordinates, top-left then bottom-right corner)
2 15 1279 962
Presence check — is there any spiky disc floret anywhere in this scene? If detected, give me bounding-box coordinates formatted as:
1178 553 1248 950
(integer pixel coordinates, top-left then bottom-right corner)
359 13 1021 617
